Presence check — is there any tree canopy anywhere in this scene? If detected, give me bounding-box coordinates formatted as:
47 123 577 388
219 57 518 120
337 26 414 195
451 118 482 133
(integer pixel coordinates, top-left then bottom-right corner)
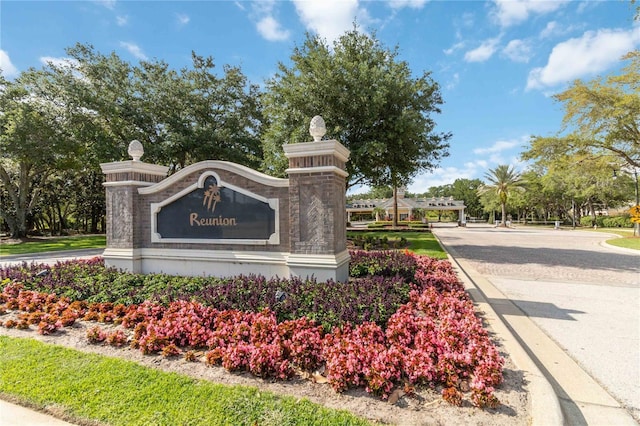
553 51 639 169
36 43 264 171
0 72 85 237
1 43 263 237
261 26 451 190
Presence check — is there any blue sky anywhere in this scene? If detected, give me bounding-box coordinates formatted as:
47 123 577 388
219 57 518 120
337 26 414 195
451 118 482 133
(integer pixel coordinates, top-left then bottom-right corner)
1 0 639 194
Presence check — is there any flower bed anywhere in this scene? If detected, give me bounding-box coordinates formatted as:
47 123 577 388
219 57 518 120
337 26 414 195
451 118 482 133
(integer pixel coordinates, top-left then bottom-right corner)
0 251 503 408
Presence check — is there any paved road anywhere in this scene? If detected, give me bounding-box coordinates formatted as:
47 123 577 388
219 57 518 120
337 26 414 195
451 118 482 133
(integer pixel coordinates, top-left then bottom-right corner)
433 225 640 422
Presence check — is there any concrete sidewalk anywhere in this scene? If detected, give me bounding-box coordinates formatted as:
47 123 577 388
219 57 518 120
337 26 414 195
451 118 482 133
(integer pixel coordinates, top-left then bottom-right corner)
0 400 74 426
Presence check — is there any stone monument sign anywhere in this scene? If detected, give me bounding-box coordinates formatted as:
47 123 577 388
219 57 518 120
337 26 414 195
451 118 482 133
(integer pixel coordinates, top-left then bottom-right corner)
100 116 350 282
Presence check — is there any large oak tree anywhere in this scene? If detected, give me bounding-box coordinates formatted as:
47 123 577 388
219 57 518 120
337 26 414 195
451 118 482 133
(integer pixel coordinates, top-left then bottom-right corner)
261 27 451 196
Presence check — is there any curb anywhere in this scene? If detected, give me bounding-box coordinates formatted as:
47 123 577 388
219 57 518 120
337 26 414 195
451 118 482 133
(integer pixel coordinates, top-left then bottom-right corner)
434 235 564 425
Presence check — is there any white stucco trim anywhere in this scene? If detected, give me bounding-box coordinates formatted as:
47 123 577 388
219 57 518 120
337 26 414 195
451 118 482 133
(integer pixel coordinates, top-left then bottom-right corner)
285 166 349 178
286 250 350 268
283 139 350 163
103 248 291 278
139 248 288 264
139 160 288 195
103 181 157 188
100 161 169 176
286 250 350 282
103 248 351 282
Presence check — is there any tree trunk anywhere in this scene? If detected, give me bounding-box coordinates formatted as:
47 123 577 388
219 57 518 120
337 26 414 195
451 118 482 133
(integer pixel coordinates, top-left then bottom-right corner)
56 202 68 235
392 186 399 228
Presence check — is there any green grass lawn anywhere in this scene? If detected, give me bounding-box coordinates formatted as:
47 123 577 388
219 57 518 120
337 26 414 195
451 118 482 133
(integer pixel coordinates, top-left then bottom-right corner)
348 231 447 259
0 336 369 426
0 235 106 256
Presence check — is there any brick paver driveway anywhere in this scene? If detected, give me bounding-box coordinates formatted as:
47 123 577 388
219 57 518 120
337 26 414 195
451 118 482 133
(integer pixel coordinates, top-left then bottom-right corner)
432 225 640 421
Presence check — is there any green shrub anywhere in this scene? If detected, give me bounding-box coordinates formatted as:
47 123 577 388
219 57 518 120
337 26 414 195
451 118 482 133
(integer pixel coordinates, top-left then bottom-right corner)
602 215 632 228
367 223 385 229
408 223 430 229
580 215 632 228
580 216 603 227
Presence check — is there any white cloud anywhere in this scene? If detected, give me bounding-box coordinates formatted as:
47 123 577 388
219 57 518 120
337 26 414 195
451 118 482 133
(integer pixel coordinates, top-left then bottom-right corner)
491 0 568 28
292 0 366 44
409 159 505 191
488 153 507 164
176 13 190 26
0 49 18 78
247 0 290 42
540 21 559 39
464 37 500 63
461 12 474 28
409 166 478 192
257 16 291 41
444 41 465 56
539 20 579 39
39 57 86 81
445 72 459 90
471 159 488 169
473 139 521 155
39 56 79 68
387 0 428 10
95 0 116 10
119 42 148 61
116 15 128 26
502 39 532 63
406 154 526 192
527 27 640 90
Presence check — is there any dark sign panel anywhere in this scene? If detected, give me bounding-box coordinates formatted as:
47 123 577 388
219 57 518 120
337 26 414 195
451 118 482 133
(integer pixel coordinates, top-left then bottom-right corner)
156 175 276 240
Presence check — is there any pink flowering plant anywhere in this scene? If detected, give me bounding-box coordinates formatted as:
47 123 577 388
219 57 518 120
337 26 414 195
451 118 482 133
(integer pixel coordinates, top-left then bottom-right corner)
0 250 504 408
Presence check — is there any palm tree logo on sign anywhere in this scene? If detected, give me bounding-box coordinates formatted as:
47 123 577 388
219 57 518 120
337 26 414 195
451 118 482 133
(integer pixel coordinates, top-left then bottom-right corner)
203 184 221 213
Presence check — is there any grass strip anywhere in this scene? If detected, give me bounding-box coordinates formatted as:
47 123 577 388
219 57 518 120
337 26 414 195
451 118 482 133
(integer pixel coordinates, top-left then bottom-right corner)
0 336 370 426
0 236 106 256
348 231 447 259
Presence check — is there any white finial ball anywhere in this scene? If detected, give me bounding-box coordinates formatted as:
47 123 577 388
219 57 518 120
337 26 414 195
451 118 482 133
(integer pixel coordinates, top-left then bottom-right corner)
128 140 144 161
309 115 326 142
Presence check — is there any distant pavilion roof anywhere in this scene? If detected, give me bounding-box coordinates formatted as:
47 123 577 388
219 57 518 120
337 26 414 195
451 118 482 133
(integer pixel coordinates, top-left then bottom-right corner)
347 196 465 212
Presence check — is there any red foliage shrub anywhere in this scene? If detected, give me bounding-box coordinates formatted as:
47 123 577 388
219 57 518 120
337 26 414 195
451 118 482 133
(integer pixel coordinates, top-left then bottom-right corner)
106 329 129 347
37 314 61 335
87 326 106 344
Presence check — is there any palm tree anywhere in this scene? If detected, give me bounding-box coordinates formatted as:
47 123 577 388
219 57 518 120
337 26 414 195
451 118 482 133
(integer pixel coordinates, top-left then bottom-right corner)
480 165 524 227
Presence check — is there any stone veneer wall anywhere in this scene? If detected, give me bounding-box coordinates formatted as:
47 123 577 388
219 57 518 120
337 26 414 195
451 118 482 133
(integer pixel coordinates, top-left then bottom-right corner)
288 172 346 254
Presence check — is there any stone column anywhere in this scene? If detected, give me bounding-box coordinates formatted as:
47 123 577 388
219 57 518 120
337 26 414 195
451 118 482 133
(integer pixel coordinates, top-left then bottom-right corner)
283 116 351 282
100 141 168 272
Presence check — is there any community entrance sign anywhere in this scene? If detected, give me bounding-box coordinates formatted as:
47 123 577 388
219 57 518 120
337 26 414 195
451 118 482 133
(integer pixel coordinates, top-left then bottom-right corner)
100 116 350 282
153 172 278 244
